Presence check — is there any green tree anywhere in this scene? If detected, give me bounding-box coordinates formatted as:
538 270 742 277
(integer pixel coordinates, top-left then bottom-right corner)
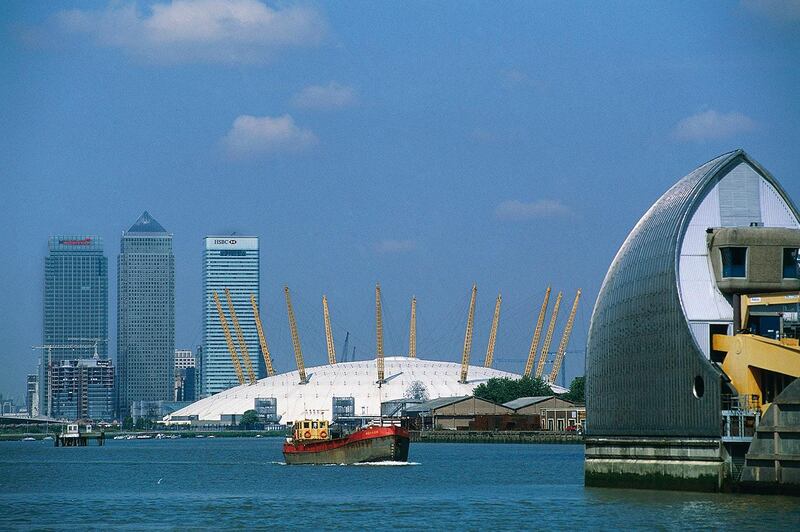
239 409 260 429
473 375 553 404
560 376 585 404
122 416 134 430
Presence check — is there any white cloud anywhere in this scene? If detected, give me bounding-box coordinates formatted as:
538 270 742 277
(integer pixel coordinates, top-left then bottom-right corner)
292 82 357 110
374 239 416 254
741 0 800 23
56 0 326 64
672 110 757 142
495 199 571 221
221 114 316 158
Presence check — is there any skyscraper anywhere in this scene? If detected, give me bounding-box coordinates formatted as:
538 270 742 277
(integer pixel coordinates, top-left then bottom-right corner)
42 235 108 417
117 212 175 418
203 236 261 395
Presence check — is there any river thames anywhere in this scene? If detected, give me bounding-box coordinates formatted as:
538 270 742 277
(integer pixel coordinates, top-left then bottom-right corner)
2 438 798 529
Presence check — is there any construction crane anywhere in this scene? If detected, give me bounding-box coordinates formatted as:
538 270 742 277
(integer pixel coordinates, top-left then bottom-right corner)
548 289 581 384
375 283 385 384
225 288 256 384
524 287 551 377
535 290 563 379
409 296 417 358
213 291 246 386
32 343 93 418
322 295 337 365
250 294 275 377
284 286 308 384
484 293 502 368
341 331 350 363
459 283 478 384
67 337 107 359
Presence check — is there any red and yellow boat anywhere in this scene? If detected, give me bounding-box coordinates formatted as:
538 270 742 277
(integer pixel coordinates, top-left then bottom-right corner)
283 419 410 465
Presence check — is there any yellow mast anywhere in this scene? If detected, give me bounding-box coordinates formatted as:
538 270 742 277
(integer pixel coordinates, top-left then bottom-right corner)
225 288 256 384
284 286 308 384
549 289 581 384
484 293 502 368
250 294 275 377
459 283 478 384
376 284 385 383
322 295 337 365
524 287 551 377
213 291 245 385
408 296 417 358
535 291 563 379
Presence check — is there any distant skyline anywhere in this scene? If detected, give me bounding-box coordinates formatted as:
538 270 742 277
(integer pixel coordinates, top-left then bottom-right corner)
2 1 799 399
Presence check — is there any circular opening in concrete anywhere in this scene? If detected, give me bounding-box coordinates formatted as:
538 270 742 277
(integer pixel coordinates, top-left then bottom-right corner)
693 376 705 399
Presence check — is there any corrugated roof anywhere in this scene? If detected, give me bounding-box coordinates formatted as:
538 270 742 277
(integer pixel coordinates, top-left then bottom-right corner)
502 396 554 409
405 396 470 413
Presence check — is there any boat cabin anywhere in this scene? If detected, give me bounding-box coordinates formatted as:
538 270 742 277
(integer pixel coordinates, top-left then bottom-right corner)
292 419 330 441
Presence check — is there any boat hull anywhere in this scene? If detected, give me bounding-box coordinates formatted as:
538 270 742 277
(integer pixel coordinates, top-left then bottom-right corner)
283 425 410 465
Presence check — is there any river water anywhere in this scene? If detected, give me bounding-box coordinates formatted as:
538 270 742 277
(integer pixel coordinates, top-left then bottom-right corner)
1 438 798 529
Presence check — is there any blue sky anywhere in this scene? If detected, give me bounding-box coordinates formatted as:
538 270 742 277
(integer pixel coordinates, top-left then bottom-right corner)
1 1 799 400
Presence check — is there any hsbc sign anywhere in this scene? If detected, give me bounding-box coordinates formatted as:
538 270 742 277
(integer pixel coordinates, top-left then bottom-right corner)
206 236 258 250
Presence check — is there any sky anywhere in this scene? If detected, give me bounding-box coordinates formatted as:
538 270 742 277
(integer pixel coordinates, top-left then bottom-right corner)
1 1 799 401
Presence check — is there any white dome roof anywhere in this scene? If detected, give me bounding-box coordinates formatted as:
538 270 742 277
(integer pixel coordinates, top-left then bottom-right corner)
166 356 519 424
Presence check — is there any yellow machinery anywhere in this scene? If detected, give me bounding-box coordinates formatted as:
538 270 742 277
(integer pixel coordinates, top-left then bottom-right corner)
225 288 256 384
284 286 308 384
322 295 337 365
484 293 502 368
712 290 800 412
524 287 551 377
459 284 478 384
213 291 245 386
376 284 385 383
409 296 417 358
548 289 581 384
292 419 331 441
535 291 563 379
250 294 275 377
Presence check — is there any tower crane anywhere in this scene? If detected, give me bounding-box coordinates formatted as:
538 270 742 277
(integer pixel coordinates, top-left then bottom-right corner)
484 293 502 368
67 337 107 359
213 291 246 386
322 295 337 365
375 283 385 384
284 286 308 384
535 291 563 379
32 343 93 418
524 287 551 377
250 294 275 377
408 296 417 358
225 288 256 384
459 283 478 384
549 289 581 384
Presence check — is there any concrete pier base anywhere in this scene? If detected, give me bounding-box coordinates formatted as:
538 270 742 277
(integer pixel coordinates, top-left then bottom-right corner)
585 437 731 492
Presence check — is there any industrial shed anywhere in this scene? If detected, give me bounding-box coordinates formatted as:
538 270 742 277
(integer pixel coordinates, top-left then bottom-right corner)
405 396 513 430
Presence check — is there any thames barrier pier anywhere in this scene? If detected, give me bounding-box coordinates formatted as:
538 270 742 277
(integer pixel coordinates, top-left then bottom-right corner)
585 149 800 492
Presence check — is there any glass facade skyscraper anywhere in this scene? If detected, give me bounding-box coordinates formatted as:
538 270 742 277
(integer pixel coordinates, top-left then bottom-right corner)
203 236 261 395
117 212 175 418
42 235 108 417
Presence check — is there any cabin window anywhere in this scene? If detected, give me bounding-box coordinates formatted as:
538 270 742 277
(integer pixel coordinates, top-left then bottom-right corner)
721 247 747 278
784 248 800 279
312 421 318 429
303 422 310 429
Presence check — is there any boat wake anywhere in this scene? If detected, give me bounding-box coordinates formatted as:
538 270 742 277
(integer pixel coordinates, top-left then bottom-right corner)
351 461 420 466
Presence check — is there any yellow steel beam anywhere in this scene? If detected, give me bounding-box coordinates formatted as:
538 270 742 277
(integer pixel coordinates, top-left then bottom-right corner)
409 296 417 358
213 291 245 386
225 288 256 384
535 291 562 379
459 284 478 384
376 284 385 383
250 294 275 377
549 289 581 384
323 295 337 365
284 286 308 384
524 287 551 377
484 293 502 368
740 291 800 330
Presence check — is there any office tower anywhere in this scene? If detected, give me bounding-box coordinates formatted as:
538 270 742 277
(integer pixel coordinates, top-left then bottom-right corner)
117 212 175 418
174 348 197 402
202 236 261 395
42 236 108 417
26 374 39 417
50 358 115 421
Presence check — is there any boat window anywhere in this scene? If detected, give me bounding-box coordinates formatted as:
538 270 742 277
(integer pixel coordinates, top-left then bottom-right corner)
303 421 310 429
312 421 318 428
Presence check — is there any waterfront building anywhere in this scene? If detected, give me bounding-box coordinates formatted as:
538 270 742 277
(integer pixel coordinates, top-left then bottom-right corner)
50 358 115 421
585 149 800 491
202 236 261 395
174 349 197 402
26 374 39 417
117 212 175 418
41 235 108 416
